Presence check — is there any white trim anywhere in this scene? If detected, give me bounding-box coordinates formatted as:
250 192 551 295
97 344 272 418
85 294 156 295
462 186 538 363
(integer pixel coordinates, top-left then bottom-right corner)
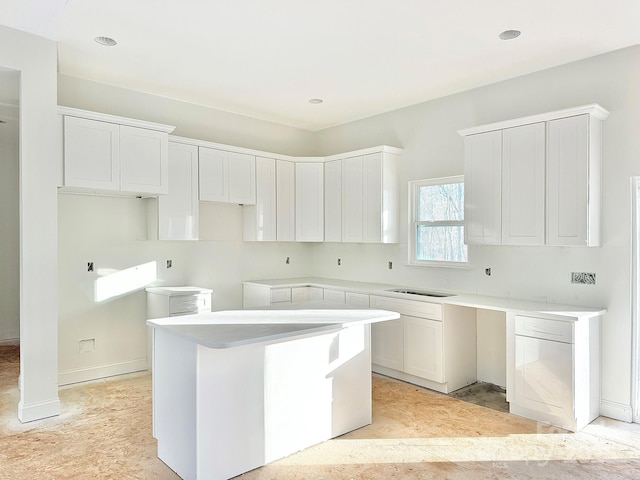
600 399 634 423
18 398 61 423
58 358 148 386
631 177 640 423
170 134 402 163
58 106 176 133
457 103 610 137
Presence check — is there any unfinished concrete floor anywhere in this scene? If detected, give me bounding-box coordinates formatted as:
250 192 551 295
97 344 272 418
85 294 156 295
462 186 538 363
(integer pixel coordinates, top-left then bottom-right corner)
1 344 640 479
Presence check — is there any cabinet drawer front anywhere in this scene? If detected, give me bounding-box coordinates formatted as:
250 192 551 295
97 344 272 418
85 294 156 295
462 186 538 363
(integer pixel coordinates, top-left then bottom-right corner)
270 288 292 303
515 315 573 343
345 292 369 308
169 294 211 315
370 295 442 320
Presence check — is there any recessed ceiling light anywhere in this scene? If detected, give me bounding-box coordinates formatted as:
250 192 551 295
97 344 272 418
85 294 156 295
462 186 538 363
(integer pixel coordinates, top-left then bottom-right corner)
499 30 521 40
94 36 117 46
308 98 324 104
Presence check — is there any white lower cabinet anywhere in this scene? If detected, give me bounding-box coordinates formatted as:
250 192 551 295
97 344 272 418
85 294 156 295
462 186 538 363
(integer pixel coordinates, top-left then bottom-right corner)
292 286 323 303
369 296 476 393
510 314 599 432
403 315 444 383
324 289 346 304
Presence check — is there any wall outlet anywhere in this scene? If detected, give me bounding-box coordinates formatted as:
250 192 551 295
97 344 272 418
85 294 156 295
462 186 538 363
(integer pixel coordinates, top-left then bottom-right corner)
286 256 290 264
485 268 491 276
571 272 596 285
87 262 94 272
337 258 341 266
166 259 172 269
388 261 393 270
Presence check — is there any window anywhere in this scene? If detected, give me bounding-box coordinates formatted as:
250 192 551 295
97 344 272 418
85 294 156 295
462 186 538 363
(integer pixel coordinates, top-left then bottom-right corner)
409 176 468 265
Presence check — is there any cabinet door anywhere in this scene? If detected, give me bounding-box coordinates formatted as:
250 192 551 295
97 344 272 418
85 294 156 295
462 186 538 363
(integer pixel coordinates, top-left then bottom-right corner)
276 160 295 241
342 156 364 242
362 152 383 243
371 318 403 371
246 157 276 241
291 287 310 303
464 131 502 245
120 125 169 194
199 147 228 202
295 163 324 242
345 292 369 308
501 123 545 245
546 115 590 246
157 142 199 240
403 315 444 382
228 152 256 204
63 116 120 190
514 335 573 420
308 287 323 302
324 160 342 242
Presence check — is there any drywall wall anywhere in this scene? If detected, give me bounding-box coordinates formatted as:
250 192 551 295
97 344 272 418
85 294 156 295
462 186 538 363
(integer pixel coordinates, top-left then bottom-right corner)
0 99 19 342
0 25 60 422
57 80 315 382
311 45 640 420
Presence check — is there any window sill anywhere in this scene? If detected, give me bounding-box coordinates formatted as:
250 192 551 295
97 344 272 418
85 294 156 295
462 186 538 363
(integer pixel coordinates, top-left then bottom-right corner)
406 260 472 270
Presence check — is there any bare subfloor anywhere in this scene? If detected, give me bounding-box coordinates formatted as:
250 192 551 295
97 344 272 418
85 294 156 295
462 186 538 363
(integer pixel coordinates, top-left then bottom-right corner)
1 345 639 479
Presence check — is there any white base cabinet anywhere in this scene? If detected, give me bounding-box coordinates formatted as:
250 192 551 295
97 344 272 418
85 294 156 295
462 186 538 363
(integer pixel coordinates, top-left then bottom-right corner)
369 296 476 393
510 314 600 431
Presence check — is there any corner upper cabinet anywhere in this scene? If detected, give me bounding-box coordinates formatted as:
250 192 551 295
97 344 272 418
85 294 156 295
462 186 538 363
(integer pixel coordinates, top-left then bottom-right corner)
295 162 324 242
199 147 256 205
148 141 199 241
459 104 608 247
60 107 174 196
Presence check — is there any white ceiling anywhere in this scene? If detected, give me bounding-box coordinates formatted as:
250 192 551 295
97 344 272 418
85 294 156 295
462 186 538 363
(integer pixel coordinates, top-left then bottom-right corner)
1 0 639 131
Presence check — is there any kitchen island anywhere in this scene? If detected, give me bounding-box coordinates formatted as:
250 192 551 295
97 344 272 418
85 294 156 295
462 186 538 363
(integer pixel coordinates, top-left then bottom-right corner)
147 304 399 480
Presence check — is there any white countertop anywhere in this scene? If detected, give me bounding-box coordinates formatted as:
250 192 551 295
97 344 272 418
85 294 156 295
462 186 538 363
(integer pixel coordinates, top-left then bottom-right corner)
147 302 399 349
146 285 213 296
243 277 606 321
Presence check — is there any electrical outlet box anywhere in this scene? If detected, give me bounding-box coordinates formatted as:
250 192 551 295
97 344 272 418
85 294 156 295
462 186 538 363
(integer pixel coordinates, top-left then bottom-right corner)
167 260 172 269
87 262 94 272
79 338 95 353
571 272 596 285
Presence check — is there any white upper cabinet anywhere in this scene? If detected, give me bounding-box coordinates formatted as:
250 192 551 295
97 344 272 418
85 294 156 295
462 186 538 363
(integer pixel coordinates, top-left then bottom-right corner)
459 104 608 247
120 125 169 195
295 162 324 242
61 108 174 196
464 130 503 245
501 122 546 245
148 141 199 241
276 160 295 241
243 157 276 242
199 147 256 205
324 160 342 242
547 114 597 246
340 151 400 243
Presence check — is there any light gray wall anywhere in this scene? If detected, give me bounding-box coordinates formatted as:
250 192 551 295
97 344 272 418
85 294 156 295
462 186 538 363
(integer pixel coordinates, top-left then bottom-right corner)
0 100 19 342
312 45 640 418
57 79 315 382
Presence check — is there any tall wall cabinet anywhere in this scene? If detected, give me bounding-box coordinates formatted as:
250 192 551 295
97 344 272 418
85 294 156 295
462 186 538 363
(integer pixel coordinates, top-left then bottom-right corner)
459 104 609 246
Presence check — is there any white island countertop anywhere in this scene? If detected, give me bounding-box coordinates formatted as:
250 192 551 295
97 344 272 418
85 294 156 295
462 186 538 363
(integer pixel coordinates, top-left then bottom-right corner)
147 303 399 349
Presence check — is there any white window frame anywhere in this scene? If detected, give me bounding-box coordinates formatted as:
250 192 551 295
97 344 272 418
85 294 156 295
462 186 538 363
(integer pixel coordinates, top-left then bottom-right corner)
408 175 469 268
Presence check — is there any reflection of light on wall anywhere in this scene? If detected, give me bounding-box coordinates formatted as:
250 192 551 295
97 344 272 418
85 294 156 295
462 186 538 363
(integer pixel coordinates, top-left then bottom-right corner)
94 261 157 302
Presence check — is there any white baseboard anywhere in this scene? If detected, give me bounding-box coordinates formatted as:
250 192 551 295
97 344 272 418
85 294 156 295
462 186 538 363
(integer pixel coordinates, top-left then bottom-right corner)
18 398 61 423
600 399 633 422
58 358 149 386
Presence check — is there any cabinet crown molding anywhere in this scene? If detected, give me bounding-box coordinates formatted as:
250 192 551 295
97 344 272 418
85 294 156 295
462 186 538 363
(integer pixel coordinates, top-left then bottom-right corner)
457 103 610 137
58 106 176 133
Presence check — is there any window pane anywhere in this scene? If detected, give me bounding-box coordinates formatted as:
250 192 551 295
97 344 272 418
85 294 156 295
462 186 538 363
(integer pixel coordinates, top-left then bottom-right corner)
416 225 468 262
417 182 464 222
